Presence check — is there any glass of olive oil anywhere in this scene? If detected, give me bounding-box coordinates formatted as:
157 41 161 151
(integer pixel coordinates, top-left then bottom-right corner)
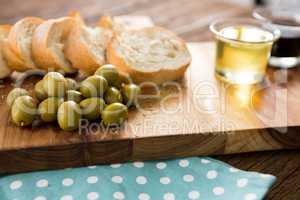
210 18 280 84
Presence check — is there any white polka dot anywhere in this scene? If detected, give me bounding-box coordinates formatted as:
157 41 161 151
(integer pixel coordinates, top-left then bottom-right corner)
164 193 175 200
112 176 123 184
136 176 147 185
36 179 48 188
207 170 218 179
183 174 194 182
188 191 200 199
60 195 73 200
138 193 150 200
34 196 47 200
229 167 239 173
156 162 167 170
133 161 144 168
244 193 257 200
88 166 97 169
62 178 74 186
237 178 248 188
87 192 99 200
113 192 125 200
179 159 189 167
111 164 122 168
213 187 225 196
201 159 211 164
160 177 171 185
10 180 22 190
260 174 272 179
87 176 98 184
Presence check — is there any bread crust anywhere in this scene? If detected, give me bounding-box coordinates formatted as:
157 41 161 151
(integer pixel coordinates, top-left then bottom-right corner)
98 15 154 32
0 25 12 78
0 25 11 34
6 17 43 71
32 17 77 73
2 25 24 72
97 16 114 29
65 25 112 75
68 10 85 26
3 39 24 71
107 26 191 85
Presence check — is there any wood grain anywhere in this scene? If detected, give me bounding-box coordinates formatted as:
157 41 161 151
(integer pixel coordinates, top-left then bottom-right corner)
0 0 299 199
1 42 300 175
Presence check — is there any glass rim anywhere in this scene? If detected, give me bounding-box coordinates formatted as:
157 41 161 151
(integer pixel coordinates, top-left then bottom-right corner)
253 7 300 30
209 17 281 44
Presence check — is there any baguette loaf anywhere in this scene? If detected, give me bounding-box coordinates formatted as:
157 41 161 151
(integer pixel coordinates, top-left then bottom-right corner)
107 26 191 84
32 17 78 73
4 17 43 71
64 25 113 75
0 25 12 79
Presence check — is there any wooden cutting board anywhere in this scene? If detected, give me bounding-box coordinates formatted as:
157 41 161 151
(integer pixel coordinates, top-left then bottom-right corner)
1 42 300 174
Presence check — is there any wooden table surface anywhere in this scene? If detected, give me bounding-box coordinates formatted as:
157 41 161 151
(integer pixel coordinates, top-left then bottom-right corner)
0 0 299 199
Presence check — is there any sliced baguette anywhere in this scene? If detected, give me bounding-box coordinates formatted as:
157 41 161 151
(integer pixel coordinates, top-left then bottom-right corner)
2 40 24 71
97 15 154 32
107 26 191 84
64 25 113 75
4 17 43 71
32 17 78 73
97 16 124 32
68 10 85 26
0 25 12 79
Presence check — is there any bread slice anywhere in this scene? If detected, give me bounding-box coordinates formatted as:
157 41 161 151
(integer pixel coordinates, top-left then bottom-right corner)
68 10 85 26
32 17 78 73
0 25 12 79
107 26 191 84
97 16 124 32
97 15 154 32
64 25 113 75
2 40 24 71
4 17 43 71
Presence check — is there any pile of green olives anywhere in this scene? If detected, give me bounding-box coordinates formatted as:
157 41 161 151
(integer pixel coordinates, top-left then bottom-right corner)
6 64 141 131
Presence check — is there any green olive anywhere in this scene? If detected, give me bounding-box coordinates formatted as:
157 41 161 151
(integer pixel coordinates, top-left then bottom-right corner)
95 64 120 87
38 97 63 122
6 88 29 108
66 78 79 91
104 87 123 104
11 95 37 126
79 75 108 98
80 97 106 121
101 103 128 126
43 72 67 97
34 80 47 101
57 101 81 131
66 90 83 103
121 84 141 107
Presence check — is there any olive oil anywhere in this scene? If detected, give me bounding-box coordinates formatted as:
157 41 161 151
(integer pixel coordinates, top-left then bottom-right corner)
215 26 274 84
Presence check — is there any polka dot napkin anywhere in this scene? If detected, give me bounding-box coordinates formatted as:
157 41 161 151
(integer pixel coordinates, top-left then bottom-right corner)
0 157 276 200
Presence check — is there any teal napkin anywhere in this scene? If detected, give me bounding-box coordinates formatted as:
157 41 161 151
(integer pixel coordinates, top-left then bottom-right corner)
0 157 275 200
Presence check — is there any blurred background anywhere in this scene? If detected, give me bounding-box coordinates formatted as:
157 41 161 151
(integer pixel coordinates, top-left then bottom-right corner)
0 0 298 42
